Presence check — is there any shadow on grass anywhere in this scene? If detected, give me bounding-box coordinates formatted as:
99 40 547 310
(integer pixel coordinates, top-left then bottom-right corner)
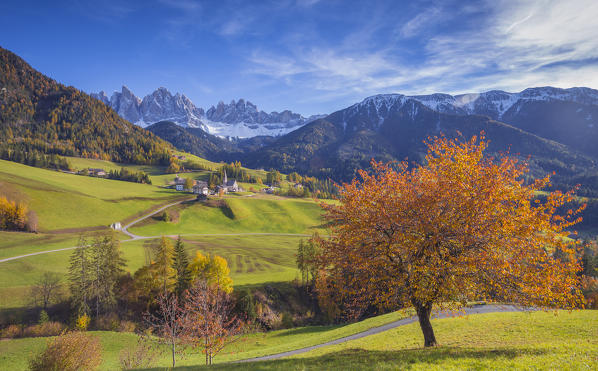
142 347 548 370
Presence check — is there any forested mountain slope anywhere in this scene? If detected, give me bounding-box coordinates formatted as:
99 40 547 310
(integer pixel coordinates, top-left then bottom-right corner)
0 47 172 165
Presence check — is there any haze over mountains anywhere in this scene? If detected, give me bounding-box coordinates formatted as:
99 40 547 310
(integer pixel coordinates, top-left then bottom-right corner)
91 86 320 138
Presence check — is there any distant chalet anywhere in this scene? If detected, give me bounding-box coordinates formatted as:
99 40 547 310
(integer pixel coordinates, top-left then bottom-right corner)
193 181 209 195
88 168 106 177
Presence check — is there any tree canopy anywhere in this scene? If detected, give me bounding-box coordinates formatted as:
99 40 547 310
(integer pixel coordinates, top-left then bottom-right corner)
316 133 585 346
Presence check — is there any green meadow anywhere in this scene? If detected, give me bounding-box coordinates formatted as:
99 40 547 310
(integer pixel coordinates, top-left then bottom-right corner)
0 310 595 370
0 160 183 231
129 197 324 236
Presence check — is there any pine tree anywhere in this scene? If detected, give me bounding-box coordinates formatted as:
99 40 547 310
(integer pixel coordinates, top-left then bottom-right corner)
90 233 126 317
68 236 92 315
172 235 191 297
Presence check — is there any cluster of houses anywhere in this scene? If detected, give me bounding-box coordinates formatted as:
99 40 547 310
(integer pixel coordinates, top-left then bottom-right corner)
171 170 239 196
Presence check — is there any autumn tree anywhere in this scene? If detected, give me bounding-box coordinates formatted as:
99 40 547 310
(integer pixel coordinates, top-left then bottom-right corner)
145 291 185 368
316 134 585 347
153 236 176 293
30 272 63 310
188 251 233 293
182 280 244 365
0 196 28 231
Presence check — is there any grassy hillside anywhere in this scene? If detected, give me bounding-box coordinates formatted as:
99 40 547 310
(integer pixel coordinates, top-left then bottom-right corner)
0 310 595 370
129 197 324 236
0 160 182 231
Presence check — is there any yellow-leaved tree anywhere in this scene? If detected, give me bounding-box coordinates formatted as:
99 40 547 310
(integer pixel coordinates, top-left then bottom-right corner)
316 133 585 347
188 252 233 293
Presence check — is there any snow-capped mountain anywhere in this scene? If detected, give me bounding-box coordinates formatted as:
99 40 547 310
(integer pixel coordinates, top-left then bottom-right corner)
91 86 314 138
92 86 204 128
339 87 598 125
408 86 598 121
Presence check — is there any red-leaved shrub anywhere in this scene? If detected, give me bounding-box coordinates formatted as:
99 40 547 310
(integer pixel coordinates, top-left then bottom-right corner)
29 331 102 371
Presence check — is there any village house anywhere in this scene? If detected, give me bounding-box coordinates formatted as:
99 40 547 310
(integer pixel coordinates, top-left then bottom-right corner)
88 168 107 177
172 175 187 191
192 181 209 195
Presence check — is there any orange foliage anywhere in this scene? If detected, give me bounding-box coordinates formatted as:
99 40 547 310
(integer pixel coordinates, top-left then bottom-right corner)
316 133 585 346
0 196 27 231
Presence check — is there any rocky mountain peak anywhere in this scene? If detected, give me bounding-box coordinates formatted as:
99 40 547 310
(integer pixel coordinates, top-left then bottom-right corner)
92 87 312 138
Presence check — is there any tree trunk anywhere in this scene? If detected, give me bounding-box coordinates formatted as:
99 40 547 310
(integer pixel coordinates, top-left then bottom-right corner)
172 342 175 367
415 302 437 347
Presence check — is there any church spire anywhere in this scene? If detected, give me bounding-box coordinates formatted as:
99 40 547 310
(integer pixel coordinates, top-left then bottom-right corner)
223 169 227 185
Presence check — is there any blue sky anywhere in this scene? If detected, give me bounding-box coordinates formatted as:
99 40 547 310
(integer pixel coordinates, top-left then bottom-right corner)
1 0 597 115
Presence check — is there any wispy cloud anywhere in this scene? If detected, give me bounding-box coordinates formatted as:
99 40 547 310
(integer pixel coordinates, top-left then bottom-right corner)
399 6 441 38
245 0 598 105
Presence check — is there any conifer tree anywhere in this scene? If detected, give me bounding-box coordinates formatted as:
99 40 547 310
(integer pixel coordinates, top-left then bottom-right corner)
68 236 92 315
172 235 191 297
90 232 126 317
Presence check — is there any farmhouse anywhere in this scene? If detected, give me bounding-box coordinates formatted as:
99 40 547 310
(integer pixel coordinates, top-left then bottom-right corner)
88 168 107 177
192 181 209 195
172 175 187 191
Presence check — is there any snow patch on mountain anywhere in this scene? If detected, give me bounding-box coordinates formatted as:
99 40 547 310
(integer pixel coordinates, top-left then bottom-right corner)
92 86 314 138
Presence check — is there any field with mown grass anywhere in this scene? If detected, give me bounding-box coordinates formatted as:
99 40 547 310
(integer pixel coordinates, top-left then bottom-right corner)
129 197 324 236
0 310 595 370
0 234 308 309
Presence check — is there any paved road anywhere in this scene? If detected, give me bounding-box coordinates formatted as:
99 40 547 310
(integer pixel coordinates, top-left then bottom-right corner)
0 196 314 263
237 304 529 363
120 198 193 240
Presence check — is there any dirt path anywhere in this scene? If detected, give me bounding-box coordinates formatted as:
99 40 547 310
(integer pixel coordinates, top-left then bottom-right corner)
236 304 529 363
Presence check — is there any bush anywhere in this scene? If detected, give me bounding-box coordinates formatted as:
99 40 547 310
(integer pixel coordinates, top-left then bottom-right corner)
1 324 21 339
281 312 294 329
39 310 49 324
23 322 65 337
75 314 90 331
29 331 102 371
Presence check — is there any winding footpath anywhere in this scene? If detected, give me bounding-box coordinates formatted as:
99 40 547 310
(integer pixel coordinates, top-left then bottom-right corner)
0 198 312 263
237 304 529 362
